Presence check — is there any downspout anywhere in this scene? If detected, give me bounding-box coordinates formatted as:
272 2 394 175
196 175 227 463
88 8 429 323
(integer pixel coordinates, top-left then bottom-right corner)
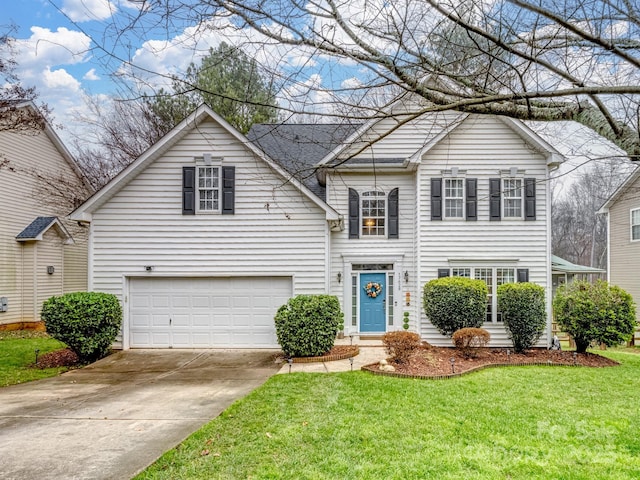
547 161 560 347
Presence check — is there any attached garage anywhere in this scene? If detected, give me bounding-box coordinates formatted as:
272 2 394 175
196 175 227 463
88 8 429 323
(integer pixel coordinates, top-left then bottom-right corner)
128 277 292 348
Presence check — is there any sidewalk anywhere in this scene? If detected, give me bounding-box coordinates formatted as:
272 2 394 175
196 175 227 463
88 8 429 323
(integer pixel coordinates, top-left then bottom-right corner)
276 338 387 374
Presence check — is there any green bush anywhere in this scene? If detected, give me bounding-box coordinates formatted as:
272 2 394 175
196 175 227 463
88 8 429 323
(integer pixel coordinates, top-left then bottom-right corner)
41 292 122 363
274 295 344 357
382 331 422 364
452 327 490 358
498 282 547 353
423 277 488 337
553 280 636 353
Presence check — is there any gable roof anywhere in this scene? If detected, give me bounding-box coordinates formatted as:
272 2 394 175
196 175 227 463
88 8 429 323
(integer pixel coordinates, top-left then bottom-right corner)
246 123 359 198
70 105 340 221
16 216 74 244
599 167 640 212
315 102 564 168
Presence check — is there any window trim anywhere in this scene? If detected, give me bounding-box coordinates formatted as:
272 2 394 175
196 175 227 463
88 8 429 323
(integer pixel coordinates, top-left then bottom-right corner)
502 177 523 219
196 165 221 213
360 190 387 237
443 178 465 219
631 208 640 242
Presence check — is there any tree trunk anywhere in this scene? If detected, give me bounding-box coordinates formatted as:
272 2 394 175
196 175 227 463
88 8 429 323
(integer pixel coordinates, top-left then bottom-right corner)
574 338 590 354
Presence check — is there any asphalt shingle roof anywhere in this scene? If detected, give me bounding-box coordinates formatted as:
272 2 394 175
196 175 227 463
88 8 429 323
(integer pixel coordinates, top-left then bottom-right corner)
247 123 359 200
16 216 57 240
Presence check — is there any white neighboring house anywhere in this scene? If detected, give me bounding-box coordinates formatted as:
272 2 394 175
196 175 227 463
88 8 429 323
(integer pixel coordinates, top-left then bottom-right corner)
599 168 640 343
0 103 91 327
71 101 563 349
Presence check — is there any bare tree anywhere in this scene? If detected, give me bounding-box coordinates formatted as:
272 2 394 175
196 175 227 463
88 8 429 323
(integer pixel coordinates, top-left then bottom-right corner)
71 96 168 189
0 24 50 132
103 0 640 159
552 158 635 268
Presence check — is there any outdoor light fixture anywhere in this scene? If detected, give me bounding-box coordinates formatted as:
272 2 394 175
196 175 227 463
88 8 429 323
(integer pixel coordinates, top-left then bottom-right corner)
573 351 578 366
349 357 354 371
404 270 409 283
450 357 455 373
144 266 154 272
337 272 342 284
287 357 293 373
46 266 55 275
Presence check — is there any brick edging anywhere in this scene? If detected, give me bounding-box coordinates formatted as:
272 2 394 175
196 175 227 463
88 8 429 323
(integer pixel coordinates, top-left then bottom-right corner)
361 360 595 380
292 346 360 363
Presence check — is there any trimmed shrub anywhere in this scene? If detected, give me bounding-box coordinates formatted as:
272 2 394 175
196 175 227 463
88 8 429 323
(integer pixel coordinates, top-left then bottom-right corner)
553 280 636 353
382 331 422 364
452 327 490 358
274 295 344 357
41 292 122 363
423 277 488 337
497 282 546 353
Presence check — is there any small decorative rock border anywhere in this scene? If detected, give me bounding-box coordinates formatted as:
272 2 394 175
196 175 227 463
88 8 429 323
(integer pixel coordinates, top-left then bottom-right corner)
361 360 598 380
291 345 360 363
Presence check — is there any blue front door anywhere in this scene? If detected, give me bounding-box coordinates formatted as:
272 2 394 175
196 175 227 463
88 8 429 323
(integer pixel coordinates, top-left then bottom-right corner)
359 273 386 333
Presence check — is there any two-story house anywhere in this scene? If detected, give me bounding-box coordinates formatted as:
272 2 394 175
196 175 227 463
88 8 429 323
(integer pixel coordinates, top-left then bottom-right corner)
599 168 640 343
0 103 91 328
70 100 562 348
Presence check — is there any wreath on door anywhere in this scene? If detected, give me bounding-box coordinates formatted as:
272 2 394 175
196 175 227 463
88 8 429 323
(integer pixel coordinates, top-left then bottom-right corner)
364 282 383 298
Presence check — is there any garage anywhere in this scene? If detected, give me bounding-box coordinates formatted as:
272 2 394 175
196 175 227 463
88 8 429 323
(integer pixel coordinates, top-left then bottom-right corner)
128 277 292 348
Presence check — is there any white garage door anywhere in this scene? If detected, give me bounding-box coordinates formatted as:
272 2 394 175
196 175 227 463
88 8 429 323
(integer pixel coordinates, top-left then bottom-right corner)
129 277 292 348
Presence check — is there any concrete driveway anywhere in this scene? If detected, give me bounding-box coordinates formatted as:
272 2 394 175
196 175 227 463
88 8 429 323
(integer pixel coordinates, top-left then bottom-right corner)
0 349 281 480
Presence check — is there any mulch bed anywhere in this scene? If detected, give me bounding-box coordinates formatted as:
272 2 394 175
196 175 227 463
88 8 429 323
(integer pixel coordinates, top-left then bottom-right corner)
34 348 80 369
363 345 619 379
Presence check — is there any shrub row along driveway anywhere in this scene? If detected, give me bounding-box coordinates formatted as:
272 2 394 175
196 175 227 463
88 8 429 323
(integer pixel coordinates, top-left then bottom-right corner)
0 349 280 480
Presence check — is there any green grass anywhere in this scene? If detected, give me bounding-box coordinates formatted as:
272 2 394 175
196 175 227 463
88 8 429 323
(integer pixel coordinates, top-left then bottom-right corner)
0 330 69 386
138 350 640 480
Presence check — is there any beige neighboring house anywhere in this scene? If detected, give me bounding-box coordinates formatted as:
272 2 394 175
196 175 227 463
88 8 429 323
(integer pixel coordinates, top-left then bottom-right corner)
600 167 640 343
0 103 92 328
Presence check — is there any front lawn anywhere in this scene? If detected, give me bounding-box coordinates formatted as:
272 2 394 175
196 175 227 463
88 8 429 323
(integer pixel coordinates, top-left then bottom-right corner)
138 350 640 479
0 330 69 386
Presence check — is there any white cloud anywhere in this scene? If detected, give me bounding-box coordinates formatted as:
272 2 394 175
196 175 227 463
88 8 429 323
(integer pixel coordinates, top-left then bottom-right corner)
61 0 117 22
83 68 100 80
16 26 92 69
43 67 82 91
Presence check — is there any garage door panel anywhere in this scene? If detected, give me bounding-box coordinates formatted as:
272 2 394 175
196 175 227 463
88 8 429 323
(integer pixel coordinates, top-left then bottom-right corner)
129 277 291 348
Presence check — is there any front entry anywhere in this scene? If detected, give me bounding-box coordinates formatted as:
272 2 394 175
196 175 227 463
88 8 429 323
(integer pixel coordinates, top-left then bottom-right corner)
359 272 386 333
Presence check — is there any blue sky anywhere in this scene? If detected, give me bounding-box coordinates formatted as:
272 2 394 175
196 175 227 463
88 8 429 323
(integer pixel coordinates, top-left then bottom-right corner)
4 0 342 145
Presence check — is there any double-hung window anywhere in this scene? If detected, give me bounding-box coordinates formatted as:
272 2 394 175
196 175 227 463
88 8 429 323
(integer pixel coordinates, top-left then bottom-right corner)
632 208 640 241
361 191 386 236
503 178 523 218
198 166 220 212
444 178 464 218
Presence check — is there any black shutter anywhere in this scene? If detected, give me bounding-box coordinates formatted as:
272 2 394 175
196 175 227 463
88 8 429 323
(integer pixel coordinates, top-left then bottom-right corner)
517 268 529 283
348 188 359 239
388 188 399 239
490 178 501 221
466 178 477 221
437 268 450 278
182 166 195 215
525 178 536 221
431 178 442 220
221 166 235 215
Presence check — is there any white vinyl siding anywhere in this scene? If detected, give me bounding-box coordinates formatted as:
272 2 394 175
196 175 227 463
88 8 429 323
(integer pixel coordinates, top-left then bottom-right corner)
419 115 550 347
89 118 328 346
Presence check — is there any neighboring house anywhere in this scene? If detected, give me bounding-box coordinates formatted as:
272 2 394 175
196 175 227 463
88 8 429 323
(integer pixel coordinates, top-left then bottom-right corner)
551 254 605 297
0 103 91 327
599 168 640 343
71 99 562 348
